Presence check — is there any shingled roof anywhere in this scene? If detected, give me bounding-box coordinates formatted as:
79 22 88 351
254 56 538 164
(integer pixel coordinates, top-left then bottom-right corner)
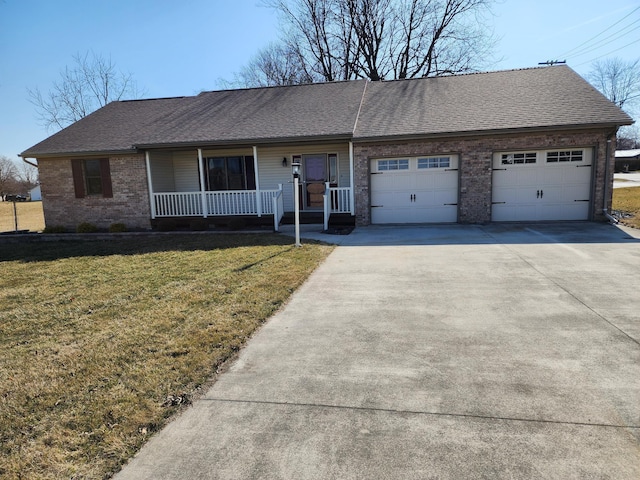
21 66 633 158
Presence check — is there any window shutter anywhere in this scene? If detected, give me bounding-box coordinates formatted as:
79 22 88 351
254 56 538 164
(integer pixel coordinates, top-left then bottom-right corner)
71 159 86 198
100 158 113 198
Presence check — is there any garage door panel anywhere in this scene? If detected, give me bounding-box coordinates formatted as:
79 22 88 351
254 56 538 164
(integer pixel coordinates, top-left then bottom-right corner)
492 149 592 222
371 157 458 224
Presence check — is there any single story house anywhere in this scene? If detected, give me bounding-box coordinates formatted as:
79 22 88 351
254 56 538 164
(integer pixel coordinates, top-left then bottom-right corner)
20 65 633 230
614 149 640 172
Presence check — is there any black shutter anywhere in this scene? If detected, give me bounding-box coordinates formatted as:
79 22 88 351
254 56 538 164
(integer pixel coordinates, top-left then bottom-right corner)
71 159 86 198
100 158 113 198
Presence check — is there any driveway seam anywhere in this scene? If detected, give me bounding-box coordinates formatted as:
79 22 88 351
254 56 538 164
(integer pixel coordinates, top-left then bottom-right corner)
480 226 640 348
203 397 640 430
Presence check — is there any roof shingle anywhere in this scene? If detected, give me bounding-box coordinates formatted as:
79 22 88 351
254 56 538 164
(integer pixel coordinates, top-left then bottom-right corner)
21 66 633 158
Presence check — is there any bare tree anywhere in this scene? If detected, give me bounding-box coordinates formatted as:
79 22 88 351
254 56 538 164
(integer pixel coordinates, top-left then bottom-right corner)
17 161 39 190
221 42 319 88
0 156 19 199
587 58 640 110
255 0 496 84
587 58 640 148
28 51 145 132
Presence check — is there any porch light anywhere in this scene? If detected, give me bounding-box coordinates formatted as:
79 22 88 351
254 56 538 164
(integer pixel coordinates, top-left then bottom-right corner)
282 157 287 167
291 161 301 178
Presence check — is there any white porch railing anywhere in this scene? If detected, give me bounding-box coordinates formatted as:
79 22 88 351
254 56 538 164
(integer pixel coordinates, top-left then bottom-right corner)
153 187 282 218
324 184 353 230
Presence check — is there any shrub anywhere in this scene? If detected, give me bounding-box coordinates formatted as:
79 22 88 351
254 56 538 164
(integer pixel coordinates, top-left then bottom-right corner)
109 223 127 233
42 225 67 234
76 222 98 233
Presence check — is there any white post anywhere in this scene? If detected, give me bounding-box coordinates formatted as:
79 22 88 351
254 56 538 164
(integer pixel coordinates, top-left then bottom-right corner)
323 181 330 231
349 141 355 215
145 151 156 219
197 149 207 217
253 146 262 217
294 176 301 247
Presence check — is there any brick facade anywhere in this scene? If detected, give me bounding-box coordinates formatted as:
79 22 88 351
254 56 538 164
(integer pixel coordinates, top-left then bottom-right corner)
353 129 615 226
39 154 152 230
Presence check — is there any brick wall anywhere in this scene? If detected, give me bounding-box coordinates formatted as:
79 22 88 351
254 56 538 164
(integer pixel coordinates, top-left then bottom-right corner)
353 129 614 226
38 154 152 230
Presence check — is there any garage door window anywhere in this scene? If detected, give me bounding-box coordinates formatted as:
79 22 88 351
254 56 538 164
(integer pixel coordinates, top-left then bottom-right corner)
378 159 409 171
546 150 583 163
501 152 537 165
418 157 450 169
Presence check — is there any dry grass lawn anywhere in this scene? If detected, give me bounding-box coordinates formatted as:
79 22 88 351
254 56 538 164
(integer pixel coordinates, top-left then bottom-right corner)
612 187 640 229
0 201 45 233
0 235 333 478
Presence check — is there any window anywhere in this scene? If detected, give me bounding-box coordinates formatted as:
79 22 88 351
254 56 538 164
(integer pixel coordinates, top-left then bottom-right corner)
418 157 450 169
501 152 537 165
378 159 409 171
71 158 112 198
546 150 583 163
203 156 255 190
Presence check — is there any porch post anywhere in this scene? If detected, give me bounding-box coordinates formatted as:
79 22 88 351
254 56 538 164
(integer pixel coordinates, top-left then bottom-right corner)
198 148 207 217
349 141 355 215
253 146 262 217
145 151 156 219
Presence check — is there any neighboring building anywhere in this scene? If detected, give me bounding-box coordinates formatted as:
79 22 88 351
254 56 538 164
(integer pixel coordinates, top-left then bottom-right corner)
614 149 640 172
29 185 42 201
20 65 633 231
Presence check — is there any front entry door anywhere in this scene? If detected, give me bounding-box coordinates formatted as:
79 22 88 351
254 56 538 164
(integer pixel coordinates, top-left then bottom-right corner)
304 154 327 208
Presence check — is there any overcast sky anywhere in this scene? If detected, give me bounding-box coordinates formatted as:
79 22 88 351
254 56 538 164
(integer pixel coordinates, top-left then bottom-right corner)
1 0 638 164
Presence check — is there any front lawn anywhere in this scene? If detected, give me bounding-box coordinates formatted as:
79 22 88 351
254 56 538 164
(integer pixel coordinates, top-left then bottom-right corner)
0 234 333 478
0 200 45 233
612 187 640 229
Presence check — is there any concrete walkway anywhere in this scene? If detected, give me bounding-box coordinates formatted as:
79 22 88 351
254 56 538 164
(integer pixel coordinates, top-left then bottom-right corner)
115 223 640 479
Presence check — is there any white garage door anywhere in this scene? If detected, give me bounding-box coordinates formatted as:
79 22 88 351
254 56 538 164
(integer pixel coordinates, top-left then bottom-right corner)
492 149 592 221
370 156 458 224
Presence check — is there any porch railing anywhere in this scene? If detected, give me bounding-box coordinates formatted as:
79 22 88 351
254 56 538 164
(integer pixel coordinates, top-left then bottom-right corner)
153 187 282 218
323 184 353 230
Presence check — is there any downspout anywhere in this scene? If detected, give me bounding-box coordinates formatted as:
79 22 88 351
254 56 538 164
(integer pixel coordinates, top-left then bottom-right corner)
22 157 38 168
602 133 618 224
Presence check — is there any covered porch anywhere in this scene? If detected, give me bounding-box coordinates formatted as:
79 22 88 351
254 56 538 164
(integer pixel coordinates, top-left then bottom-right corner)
144 143 355 230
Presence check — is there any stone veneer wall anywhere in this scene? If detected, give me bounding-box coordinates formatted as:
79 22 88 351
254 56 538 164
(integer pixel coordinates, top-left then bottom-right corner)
353 129 615 226
38 154 152 230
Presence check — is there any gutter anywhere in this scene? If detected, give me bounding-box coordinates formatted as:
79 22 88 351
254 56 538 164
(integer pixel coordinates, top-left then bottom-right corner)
602 132 618 224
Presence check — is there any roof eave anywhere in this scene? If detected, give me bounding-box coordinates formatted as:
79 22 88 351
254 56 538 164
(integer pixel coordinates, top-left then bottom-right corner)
20 148 139 160
353 122 633 143
133 134 354 150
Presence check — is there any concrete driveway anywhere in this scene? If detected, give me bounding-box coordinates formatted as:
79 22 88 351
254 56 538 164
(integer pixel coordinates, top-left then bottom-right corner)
115 223 640 479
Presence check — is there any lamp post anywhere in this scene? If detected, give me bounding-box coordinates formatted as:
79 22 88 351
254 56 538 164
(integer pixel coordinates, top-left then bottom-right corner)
291 162 301 247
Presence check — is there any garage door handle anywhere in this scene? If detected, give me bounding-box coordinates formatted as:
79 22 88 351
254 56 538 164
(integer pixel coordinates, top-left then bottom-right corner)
371 205 383 208
574 199 589 202
540 189 543 198
537 190 540 198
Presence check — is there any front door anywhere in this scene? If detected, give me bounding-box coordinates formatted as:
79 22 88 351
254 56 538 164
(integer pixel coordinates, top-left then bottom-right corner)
304 154 327 208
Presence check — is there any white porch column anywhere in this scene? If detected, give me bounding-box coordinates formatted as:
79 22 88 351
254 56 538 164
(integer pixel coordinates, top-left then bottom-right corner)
198 149 207 217
349 141 355 215
253 146 262 217
145 151 156 219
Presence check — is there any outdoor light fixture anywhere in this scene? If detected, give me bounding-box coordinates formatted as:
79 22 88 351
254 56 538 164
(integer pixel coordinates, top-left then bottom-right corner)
291 162 301 247
282 157 287 167
291 162 301 178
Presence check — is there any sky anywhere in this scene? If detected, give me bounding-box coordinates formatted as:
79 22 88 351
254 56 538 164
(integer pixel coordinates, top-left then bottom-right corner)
1 0 638 166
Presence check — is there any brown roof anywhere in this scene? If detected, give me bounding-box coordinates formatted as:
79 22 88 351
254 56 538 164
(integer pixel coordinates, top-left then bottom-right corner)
21 66 633 158
353 66 634 140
